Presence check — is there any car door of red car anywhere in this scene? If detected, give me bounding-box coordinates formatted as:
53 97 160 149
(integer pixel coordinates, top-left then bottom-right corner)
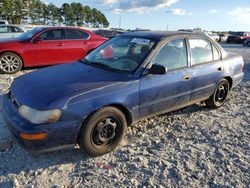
24 29 66 66
61 29 90 62
139 38 192 118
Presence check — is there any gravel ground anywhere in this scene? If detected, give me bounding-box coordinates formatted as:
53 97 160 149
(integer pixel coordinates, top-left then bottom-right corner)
0 43 249 187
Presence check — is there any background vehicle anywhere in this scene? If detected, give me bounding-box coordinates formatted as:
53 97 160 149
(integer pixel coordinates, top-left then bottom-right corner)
0 26 106 74
207 32 220 41
0 25 24 38
2 31 244 157
219 33 228 42
0 20 8 25
93 29 125 38
243 38 250 47
227 32 250 43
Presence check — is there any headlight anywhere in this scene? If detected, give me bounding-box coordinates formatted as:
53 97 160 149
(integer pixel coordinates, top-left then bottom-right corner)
18 105 62 124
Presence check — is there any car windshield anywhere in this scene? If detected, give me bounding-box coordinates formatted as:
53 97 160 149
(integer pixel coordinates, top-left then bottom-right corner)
83 36 156 72
17 27 44 41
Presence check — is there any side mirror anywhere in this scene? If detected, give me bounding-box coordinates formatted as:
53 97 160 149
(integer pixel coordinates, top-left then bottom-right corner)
32 37 42 43
149 64 167 75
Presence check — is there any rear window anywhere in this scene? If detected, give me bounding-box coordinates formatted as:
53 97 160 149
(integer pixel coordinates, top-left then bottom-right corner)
65 29 89 40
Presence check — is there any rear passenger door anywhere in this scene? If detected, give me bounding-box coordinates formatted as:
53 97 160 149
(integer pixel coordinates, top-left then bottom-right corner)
187 37 224 101
63 29 90 62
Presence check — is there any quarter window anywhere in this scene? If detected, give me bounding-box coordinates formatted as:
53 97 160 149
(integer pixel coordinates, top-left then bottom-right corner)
40 30 63 41
212 44 220 61
152 38 188 70
65 29 89 40
189 38 213 65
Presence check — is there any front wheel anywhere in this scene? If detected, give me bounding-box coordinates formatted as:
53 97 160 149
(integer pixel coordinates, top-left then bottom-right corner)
205 79 230 109
0 52 23 74
79 107 127 157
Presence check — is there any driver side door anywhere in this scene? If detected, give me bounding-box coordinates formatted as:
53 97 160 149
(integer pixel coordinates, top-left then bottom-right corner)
139 38 192 118
24 29 66 66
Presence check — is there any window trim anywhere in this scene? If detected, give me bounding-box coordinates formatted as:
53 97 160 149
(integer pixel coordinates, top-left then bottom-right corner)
150 37 189 72
64 29 90 41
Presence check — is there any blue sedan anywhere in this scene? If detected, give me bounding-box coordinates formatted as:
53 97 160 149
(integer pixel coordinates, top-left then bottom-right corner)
2 31 244 156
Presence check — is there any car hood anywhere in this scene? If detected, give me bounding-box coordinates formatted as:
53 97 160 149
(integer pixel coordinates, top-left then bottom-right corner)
11 62 133 109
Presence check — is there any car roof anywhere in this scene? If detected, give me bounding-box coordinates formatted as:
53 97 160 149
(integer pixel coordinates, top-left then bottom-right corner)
0 24 21 27
35 26 88 30
122 31 204 40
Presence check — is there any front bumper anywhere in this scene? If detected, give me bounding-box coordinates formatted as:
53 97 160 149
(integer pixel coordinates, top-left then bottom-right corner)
1 94 81 152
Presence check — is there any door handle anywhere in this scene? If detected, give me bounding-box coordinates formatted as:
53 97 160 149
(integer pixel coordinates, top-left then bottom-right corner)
57 43 65 47
217 67 222 71
183 75 191 81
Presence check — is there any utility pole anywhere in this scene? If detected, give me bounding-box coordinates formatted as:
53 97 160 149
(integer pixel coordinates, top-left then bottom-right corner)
119 16 121 29
166 24 169 31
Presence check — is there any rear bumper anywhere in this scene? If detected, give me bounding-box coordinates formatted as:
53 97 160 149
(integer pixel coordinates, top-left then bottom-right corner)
232 72 244 88
1 94 81 152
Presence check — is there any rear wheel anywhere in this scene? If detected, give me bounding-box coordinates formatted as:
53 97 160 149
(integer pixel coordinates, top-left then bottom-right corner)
79 107 127 157
247 42 250 47
0 52 22 74
205 79 230 109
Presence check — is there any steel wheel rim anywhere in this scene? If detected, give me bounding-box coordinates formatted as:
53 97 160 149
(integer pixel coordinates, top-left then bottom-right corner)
215 82 228 105
92 117 120 146
0 55 20 73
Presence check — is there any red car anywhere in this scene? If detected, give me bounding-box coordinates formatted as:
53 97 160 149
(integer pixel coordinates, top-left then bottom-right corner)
0 26 107 74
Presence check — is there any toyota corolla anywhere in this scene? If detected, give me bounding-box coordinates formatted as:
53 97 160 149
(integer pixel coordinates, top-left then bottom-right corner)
2 31 244 156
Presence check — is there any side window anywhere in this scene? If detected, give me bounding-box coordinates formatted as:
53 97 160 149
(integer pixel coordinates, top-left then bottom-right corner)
40 30 63 41
212 44 220 61
65 29 89 40
152 38 188 70
12 27 23 33
189 38 213 65
0 26 8 33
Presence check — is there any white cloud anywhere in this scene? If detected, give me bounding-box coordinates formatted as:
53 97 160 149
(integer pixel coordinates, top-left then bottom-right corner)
209 9 218 14
228 7 250 24
166 8 191 16
100 0 180 14
99 0 119 5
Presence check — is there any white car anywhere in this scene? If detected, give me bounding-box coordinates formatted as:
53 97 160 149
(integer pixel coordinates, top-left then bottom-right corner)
0 20 8 25
219 34 228 42
0 25 24 38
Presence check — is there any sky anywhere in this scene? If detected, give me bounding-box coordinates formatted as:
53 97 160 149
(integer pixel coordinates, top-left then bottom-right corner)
43 0 250 31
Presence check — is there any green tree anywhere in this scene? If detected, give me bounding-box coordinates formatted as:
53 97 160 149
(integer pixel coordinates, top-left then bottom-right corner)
0 0 109 27
61 3 74 25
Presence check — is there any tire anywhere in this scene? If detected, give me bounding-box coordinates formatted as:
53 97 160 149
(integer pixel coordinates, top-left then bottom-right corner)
79 107 127 157
247 42 250 47
0 52 22 74
205 79 230 109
